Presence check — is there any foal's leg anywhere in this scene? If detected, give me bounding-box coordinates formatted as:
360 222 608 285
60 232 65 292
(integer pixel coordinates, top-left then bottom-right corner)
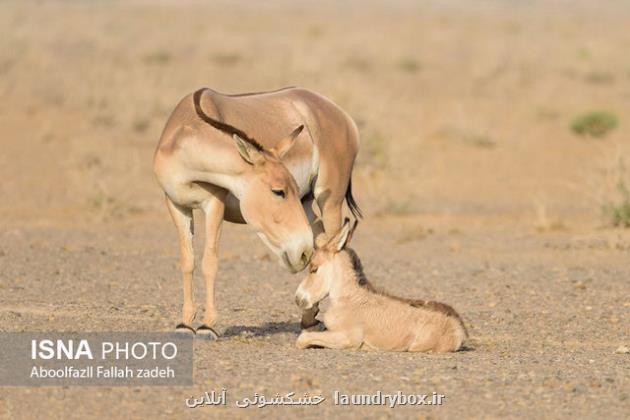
301 197 322 329
165 196 196 334
300 304 321 330
296 329 363 350
197 191 226 340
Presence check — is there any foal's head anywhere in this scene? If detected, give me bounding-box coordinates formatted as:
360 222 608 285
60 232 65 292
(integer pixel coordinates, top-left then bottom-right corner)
295 218 358 309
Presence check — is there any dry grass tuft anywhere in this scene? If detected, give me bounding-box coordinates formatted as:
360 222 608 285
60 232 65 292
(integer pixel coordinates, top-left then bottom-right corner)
398 58 421 73
209 52 242 67
571 111 618 138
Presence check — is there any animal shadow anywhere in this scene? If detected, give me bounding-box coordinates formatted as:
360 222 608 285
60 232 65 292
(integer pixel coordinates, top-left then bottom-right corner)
222 321 301 337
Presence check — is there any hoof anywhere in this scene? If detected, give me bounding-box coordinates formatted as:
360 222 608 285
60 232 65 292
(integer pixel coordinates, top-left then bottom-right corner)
196 325 219 340
301 320 323 331
175 323 196 335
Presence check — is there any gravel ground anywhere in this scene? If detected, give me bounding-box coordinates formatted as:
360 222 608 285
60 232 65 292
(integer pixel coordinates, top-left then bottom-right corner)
1 219 628 419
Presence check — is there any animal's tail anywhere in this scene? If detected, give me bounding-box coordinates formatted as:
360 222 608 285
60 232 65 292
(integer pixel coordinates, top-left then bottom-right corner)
345 177 363 219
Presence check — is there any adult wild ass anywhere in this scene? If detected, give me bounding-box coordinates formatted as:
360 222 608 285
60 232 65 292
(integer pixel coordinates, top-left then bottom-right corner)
153 87 361 338
295 219 467 352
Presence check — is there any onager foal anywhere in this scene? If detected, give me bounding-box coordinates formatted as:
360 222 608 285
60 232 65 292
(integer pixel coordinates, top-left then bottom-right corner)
295 220 467 352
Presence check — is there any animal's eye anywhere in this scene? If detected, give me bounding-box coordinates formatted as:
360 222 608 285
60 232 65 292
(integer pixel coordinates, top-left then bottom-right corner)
271 189 286 198
310 266 319 273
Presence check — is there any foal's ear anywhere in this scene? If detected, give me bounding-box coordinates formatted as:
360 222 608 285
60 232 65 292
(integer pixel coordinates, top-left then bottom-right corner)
233 134 265 165
273 125 304 159
334 217 357 251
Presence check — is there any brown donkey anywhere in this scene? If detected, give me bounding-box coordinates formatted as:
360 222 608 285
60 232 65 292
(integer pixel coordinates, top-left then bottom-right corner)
154 87 361 338
295 220 467 352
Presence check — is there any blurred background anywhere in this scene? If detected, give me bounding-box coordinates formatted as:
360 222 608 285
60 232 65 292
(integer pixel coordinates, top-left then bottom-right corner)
2 3 629 416
1 0 629 231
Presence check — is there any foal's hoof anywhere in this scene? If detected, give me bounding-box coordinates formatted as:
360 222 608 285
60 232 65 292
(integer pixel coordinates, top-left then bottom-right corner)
303 322 325 332
196 325 219 340
175 323 196 335
301 319 323 331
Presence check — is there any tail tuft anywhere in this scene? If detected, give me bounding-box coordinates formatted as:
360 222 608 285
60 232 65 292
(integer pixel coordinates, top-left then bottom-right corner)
345 177 363 219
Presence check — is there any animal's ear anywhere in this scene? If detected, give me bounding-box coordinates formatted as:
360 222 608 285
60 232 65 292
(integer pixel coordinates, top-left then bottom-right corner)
334 218 355 252
233 134 265 165
273 125 304 159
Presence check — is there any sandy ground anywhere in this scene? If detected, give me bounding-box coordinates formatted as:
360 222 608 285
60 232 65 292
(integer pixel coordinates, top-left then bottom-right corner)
0 0 629 418
1 220 629 418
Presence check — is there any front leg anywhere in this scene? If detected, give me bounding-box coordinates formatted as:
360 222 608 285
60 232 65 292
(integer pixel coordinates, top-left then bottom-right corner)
300 303 321 329
315 193 343 244
197 190 227 340
301 196 323 329
302 196 324 241
165 197 196 334
296 330 363 350
301 194 343 329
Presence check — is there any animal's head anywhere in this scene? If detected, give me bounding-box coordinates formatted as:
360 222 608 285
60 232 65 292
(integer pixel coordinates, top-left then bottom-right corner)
295 218 358 309
233 126 313 273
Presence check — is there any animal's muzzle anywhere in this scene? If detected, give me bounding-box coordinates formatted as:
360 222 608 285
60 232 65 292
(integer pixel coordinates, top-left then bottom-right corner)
283 247 312 273
300 249 312 267
295 294 310 310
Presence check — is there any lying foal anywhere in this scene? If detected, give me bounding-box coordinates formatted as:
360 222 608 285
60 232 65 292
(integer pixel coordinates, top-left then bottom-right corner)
295 219 467 352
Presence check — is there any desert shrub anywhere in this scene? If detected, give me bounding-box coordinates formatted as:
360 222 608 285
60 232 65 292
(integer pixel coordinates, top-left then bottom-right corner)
398 58 420 73
210 52 242 66
143 51 171 65
438 126 496 149
343 57 372 73
571 111 618 138
584 71 615 85
376 199 416 217
305 25 324 38
92 114 115 128
132 118 150 133
467 134 495 149
602 179 630 228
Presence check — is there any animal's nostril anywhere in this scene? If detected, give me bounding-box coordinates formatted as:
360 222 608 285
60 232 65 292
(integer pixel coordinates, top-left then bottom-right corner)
295 295 304 308
301 251 310 265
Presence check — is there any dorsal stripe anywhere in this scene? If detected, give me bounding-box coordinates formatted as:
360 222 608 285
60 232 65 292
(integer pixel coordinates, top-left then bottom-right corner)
192 88 265 152
344 248 466 329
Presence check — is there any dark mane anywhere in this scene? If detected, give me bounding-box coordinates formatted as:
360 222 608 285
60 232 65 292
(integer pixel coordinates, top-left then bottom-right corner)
346 248 369 286
344 248 466 328
192 88 265 152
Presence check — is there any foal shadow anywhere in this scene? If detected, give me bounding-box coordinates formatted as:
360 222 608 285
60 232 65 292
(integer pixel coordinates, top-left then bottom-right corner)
222 321 301 337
